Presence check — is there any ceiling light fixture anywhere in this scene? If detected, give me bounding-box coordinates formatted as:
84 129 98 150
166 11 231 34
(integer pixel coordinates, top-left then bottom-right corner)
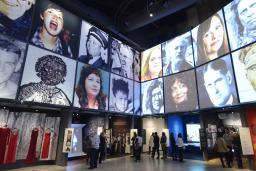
149 13 154 17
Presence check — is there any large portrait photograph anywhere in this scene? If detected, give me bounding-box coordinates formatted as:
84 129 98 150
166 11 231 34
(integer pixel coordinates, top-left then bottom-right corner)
110 38 134 79
141 44 162 82
164 70 198 113
109 74 133 114
134 81 141 115
196 54 238 109
78 21 109 70
224 0 256 51
133 50 140 81
0 33 26 99
74 62 109 111
162 31 194 76
141 78 164 115
192 10 230 66
18 45 76 106
232 42 256 103
30 0 81 58
0 0 36 41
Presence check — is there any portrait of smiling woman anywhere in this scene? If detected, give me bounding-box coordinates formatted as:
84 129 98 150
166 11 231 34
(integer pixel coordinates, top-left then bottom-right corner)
164 70 198 112
196 12 229 66
74 64 109 110
141 45 162 81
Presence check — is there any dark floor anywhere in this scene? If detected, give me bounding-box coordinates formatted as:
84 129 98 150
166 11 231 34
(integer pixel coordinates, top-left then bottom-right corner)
7 154 250 171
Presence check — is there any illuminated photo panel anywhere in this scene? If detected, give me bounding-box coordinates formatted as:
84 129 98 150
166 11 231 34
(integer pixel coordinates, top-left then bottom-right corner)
0 0 36 41
30 0 81 58
162 31 194 76
196 55 238 109
74 62 109 110
232 42 256 103
0 34 26 99
141 78 164 115
164 70 198 113
141 44 162 81
134 81 141 115
110 38 134 79
133 50 141 81
224 0 256 51
18 45 76 106
109 73 133 114
192 10 230 66
78 21 109 70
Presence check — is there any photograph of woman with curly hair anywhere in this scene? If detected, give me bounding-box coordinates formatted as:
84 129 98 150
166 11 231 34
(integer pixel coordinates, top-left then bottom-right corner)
74 63 109 110
164 70 198 113
193 10 229 66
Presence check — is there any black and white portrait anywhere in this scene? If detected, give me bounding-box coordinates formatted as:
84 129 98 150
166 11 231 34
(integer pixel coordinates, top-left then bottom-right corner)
0 34 26 99
0 0 35 41
196 55 238 109
224 0 256 51
18 45 76 106
164 70 198 113
110 38 134 79
232 42 256 103
78 21 109 70
109 74 133 114
134 81 141 115
141 78 164 115
133 50 140 81
162 31 194 76
30 0 81 58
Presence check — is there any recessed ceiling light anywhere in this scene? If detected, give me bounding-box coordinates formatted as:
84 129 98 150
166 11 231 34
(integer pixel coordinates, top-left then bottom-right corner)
149 13 154 17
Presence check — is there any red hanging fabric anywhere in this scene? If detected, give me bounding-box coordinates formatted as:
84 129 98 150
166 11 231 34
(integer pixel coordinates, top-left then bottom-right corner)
41 131 51 159
4 129 19 164
0 127 10 164
25 128 39 164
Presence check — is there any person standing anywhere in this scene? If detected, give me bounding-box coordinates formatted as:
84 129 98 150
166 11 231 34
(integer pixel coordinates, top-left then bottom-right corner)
232 129 243 169
152 132 160 159
131 132 137 157
83 135 92 165
223 128 234 166
160 132 167 159
170 132 177 160
99 132 106 164
215 132 231 168
148 133 154 155
177 133 184 162
89 134 100 169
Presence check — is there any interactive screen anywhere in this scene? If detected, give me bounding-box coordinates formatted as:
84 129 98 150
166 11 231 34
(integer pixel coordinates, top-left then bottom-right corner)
110 38 134 79
232 42 256 103
141 44 162 82
109 73 133 114
224 0 256 51
0 34 26 99
30 0 81 58
192 10 229 66
196 54 238 109
186 123 200 143
18 45 76 106
134 81 141 115
164 70 198 113
73 62 109 110
78 20 109 70
141 78 164 115
133 50 140 81
68 124 85 158
0 0 35 41
162 31 194 76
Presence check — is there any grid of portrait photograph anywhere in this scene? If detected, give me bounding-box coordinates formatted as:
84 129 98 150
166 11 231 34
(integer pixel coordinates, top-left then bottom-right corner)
1 0 256 116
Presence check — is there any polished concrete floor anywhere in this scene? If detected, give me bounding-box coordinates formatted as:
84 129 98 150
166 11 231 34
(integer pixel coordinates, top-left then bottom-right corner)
7 155 251 171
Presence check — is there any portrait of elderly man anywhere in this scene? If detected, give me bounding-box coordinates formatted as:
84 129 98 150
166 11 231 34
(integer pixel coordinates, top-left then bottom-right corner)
0 0 35 40
0 35 25 99
18 55 71 106
200 57 238 108
163 33 193 76
111 40 134 79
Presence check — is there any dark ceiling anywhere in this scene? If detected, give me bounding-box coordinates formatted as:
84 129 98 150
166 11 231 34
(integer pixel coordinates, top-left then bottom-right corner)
52 0 231 51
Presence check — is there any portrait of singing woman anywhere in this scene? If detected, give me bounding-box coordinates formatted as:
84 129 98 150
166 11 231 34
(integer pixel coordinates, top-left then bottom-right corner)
196 12 229 66
75 65 109 110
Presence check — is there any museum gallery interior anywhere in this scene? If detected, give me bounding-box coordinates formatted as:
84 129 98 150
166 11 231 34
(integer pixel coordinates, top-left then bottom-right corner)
1 0 256 170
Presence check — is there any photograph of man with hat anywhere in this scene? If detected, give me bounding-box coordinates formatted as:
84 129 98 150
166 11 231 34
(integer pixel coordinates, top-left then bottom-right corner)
79 21 109 71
